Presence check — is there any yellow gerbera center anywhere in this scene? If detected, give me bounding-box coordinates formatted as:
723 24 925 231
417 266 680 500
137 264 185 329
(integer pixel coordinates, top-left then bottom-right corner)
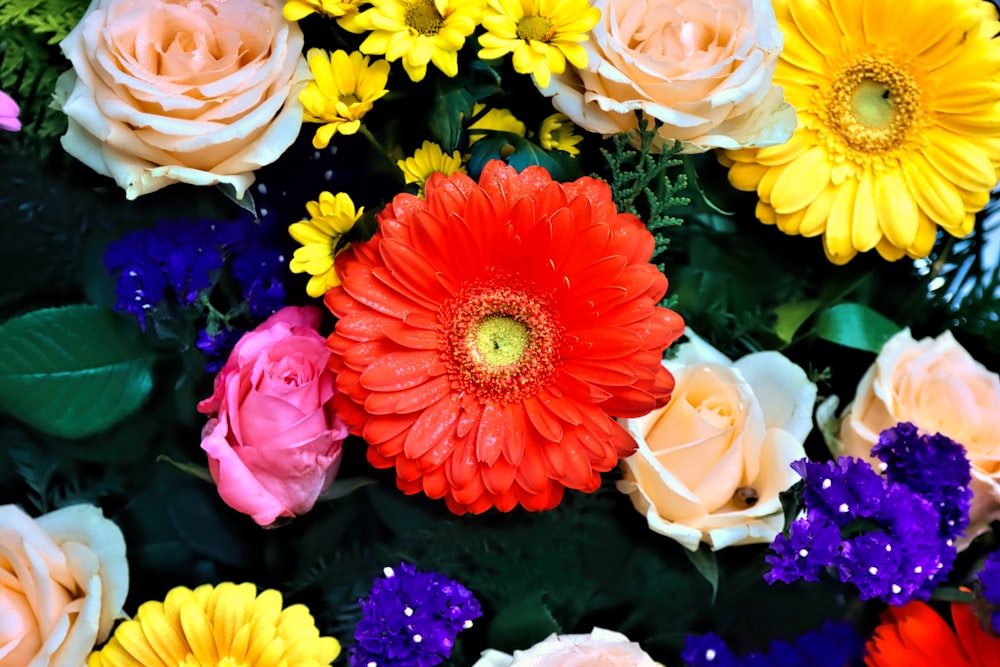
516 16 553 42
443 279 561 404
405 0 444 35
474 316 529 366
825 55 922 154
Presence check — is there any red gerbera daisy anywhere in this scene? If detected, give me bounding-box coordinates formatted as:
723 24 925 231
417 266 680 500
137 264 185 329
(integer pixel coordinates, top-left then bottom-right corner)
865 601 1000 667
325 160 684 514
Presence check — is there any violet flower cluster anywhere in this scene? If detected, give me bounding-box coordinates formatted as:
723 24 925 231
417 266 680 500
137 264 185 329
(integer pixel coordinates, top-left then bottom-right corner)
980 551 1000 633
682 620 863 667
104 213 288 369
765 423 972 605
351 563 482 667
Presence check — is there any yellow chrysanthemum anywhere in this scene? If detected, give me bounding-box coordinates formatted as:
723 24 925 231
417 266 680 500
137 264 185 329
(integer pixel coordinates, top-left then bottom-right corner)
720 0 1000 265
355 0 484 82
397 140 466 195
538 112 582 156
283 0 367 31
478 0 599 88
87 582 341 667
467 102 526 145
300 49 391 149
289 191 363 298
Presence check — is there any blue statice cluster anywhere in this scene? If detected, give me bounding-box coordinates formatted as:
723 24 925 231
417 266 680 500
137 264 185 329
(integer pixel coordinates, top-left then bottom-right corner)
682 621 863 667
980 551 1000 633
765 422 972 605
104 213 288 369
351 563 482 667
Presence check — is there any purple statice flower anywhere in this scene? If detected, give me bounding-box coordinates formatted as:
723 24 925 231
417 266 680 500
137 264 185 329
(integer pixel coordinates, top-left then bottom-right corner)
232 246 287 318
766 456 955 605
351 563 482 667
104 228 169 330
683 621 862 667
871 422 972 542
682 633 737 667
196 327 246 373
980 551 1000 633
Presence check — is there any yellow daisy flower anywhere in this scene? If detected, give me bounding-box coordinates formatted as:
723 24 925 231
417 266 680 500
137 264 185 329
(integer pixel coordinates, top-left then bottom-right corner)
397 140 466 195
87 582 340 667
355 0 485 82
478 0 599 88
720 0 1000 265
538 112 582 156
283 0 368 31
300 49 391 149
467 102 526 145
289 191 364 298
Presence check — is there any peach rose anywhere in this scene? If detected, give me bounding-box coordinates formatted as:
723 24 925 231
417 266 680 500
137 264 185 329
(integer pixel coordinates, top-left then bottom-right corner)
541 0 796 153
198 306 348 527
472 628 662 667
617 332 816 551
835 328 1000 546
55 0 310 200
0 504 128 667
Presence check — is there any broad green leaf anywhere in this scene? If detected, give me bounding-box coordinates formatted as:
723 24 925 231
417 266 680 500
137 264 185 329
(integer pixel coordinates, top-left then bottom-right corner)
814 303 900 353
317 476 378 502
682 543 719 605
467 132 581 182
0 304 156 438
773 299 821 344
487 592 561 654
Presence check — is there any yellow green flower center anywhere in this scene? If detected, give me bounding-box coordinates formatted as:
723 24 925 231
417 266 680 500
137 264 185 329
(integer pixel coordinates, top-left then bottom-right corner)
339 92 361 105
516 16 554 42
405 0 444 35
825 55 922 154
442 278 562 404
474 316 529 366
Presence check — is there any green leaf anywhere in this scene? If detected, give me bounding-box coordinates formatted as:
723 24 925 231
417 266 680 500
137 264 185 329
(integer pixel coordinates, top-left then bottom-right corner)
467 132 581 182
487 592 561 654
317 476 378 502
682 544 719 605
0 305 156 438
157 455 215 484
814 303 901 353
773 299 821 344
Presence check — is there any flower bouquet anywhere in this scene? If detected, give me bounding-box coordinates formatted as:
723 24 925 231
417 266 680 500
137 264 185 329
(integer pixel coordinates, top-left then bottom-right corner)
2 0 1000 665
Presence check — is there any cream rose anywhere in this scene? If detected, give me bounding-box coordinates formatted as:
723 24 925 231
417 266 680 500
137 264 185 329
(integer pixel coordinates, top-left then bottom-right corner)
541 0 796 153
55 0 310 200
617 333 816 551
835 328 1000 546
0 504 128 667
472 628 662 667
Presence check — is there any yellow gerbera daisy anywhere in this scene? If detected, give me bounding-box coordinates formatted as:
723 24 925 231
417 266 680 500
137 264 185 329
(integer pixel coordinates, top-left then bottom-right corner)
397 140 466 195
283 0 367 31
289 191 364 298
354 0 484 82
538 112 582 155
300 49 391 149
720 0 1000 265
478 0 599 88
467 102 526 144
87 582 340 667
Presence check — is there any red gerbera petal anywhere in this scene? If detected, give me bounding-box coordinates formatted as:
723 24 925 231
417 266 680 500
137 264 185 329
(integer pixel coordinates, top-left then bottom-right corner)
325 160 684 513
865 601 1000 667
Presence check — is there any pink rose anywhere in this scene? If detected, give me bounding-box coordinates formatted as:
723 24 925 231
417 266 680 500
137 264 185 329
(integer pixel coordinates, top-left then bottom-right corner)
834 328 1000 547
0 90 20 132
0 504 128 667
198 306 348 526
55 0 309 200
472 628 662 667
541 0 796 153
